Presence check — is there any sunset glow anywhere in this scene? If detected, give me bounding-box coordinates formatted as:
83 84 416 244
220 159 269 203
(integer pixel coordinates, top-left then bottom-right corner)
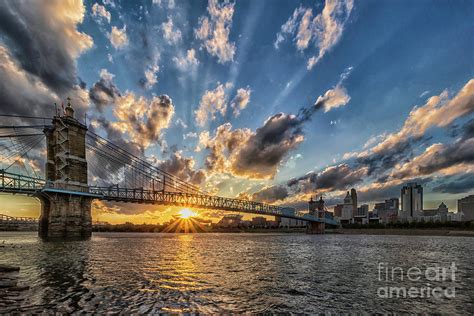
179 209 197 219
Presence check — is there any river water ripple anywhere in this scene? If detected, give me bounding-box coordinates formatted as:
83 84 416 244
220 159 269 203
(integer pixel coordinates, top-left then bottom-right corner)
1 232 473 313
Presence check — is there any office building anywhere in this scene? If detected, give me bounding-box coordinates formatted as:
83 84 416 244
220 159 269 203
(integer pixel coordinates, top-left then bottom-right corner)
401 183 423 220
351 188 358 217
458 195 474 221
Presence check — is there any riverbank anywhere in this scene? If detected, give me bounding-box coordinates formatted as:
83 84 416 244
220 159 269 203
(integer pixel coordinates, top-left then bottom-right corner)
329 228 474 237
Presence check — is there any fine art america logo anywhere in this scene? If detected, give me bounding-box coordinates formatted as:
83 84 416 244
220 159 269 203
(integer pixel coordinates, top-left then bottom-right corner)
377 262 457 299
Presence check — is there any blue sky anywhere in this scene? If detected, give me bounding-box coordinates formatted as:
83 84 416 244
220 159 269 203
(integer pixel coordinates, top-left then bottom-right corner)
0 0 473 219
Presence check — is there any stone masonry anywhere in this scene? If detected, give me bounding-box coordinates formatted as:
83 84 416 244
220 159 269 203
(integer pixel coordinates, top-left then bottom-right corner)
38 101 92 239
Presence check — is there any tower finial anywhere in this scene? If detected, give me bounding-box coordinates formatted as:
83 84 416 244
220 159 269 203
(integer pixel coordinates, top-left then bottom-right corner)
65 97 74 118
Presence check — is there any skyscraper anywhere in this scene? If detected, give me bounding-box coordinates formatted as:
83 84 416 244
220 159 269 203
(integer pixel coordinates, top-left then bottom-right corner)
350 188 357 217
401 183 423 219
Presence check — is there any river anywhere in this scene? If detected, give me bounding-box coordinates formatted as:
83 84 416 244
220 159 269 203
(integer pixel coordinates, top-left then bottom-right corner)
1 232 473 313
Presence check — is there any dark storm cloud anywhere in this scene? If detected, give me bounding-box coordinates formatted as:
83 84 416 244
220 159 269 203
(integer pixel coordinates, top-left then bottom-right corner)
89 72 121 111
432 173 474 194
251 185 289 203
251 163 365 203
0 1 92 93
158 151 206 186
231 113 304 178
287 163 366 194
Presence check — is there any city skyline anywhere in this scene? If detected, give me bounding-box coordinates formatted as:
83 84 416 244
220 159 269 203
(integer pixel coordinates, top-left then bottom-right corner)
0 0 473 224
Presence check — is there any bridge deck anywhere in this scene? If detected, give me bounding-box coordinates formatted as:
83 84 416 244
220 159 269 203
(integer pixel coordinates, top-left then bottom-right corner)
0 170 338 225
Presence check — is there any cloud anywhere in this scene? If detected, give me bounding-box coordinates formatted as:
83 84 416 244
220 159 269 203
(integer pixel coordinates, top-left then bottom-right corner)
432 173 474 194
274 0 353 70
298 67 352 122
112 94 175 149
92 3 111 24
230 87 251 117
195 0 236 64
250 163 365 204
0 0 93 94
249 80 474 205
197 70 351 180
143 53 160 89
0 0 92 122
153 0 175 9
89 69 121 111
199 113 304 179
357 79 474 175
158 151 206 186
252 185 289 203
195 82 233 127
161 16 182 44
173 49 199 72
108 25 129 49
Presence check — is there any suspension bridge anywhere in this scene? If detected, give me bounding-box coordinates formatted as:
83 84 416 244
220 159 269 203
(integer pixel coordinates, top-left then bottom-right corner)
0 101 336 238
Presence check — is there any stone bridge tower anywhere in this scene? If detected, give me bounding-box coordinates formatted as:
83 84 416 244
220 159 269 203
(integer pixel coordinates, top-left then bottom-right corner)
39 100 92 239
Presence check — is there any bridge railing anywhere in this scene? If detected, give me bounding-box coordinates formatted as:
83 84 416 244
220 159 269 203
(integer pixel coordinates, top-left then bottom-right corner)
0 169 45 193
0 213 38 224
89 186 327 223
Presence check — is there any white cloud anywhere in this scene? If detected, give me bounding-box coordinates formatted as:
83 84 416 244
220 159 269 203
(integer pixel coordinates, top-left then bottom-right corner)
173 49 199 72
92 3 111 23
195 0 236 64
230 87 251 116
108 25 128 49
107 53 113 63
195 82 233 127
143 52 160 89
313 66 352 112
153 0 175 9
275 0 353 70
161 17 182 44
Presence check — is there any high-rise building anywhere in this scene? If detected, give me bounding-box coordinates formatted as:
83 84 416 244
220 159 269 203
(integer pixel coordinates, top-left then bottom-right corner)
351 188 357 217
401 183 423 219
334 204 343 217
341 191 353 222
385 198 399 211
458 195 474 221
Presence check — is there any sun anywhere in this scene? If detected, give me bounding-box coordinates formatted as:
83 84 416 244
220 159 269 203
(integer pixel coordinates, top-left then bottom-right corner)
179 208 197 219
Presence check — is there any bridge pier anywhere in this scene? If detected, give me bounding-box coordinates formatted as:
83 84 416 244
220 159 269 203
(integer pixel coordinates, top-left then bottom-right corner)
306 221 325 234
39 194 92 239
39 100 92 240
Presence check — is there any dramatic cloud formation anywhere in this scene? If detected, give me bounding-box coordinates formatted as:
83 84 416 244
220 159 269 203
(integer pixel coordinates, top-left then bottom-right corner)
230 87 251 117
275 0 354 70
195 0 236 63
432 173 474 194
249 80 474 205
356 79 474 175
92 3 111 24
158 151 206 186
0 0 92 117
195 82 233 126
112 94 175 149
89 69 121 111
161 17 182 44
108 25 129 49
173 49 199 72
197 71 351 180
199 113 304 179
